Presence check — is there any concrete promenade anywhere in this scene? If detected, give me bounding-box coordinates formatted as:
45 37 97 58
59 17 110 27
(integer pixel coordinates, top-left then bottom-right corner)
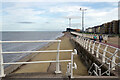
11 34 88 77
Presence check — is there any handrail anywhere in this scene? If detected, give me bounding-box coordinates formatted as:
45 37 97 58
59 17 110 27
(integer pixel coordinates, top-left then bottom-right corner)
71 32 108 40
66 50 78 78
88 63 94 72
2 50 73 54
0 40 61 43
3 60 71 65
0 40 77 78
88 63 101 76
101 63 119 76
74 35 120 76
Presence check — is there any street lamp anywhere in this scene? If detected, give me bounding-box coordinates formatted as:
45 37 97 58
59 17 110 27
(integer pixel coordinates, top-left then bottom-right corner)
69 18 71 28
80 8 87 33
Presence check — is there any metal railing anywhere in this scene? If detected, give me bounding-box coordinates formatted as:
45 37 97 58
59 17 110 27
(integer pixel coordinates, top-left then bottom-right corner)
66 49 77 78
73 36 120 76
88 63 101 76
0 40 77 78
71 32 108 41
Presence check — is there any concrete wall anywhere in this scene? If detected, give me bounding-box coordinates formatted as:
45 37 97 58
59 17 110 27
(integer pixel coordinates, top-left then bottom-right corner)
70 38 117 76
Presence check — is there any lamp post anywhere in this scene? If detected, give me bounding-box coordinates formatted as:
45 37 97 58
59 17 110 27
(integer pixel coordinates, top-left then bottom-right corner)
80 8 87 33
69 18 71 28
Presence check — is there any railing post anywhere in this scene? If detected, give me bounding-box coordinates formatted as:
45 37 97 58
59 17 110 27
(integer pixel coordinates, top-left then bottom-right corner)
107 63 110 76
82 37 84 46
70 49 77 78
86 39 89 49
55 41 61 73
84 39 87 48
95 64 97 74
71 52 74 78
111 49 118 70
76 36 79 41
102 45 108 63
66 63 71 76
92 42 95 54
81 38 83 45
79 37 81 44
83 39 86 48
98 69 101 76
89 40 92 52
96 43 101 58
0 42 5 77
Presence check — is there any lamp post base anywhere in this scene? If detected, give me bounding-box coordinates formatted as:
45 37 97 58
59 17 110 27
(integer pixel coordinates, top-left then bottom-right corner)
55 71 62 74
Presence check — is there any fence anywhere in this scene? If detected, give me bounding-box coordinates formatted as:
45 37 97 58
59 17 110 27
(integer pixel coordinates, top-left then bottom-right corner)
74 36 120 76
88 63 102 76
71 32 108 41
0 40 77 78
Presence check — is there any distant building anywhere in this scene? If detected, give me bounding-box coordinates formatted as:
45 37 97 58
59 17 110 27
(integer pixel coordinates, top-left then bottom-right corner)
109 22 113 34
86 27 93 33
100 24 105 34
107 22 111 34
119 20 120 34
66 28 76 32
104 23 109 34
92 27 96 33
96 25 100 33
112 20 119 34
66 28 81 32
85 20 119 34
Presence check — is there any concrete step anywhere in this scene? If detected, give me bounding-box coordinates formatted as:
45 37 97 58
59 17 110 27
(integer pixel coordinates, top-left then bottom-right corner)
72 76 119 80
1 62 67 80
2 72 67 80
4 72 63 78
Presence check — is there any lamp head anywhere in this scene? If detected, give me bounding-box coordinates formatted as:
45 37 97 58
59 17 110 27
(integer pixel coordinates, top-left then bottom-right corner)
80 8 81 10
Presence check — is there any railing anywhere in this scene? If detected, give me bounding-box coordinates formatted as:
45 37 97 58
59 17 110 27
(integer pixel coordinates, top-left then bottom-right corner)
88 63 101 76
66 49 77 78
71 32 108 41
74 36 120 76
0 40 77 78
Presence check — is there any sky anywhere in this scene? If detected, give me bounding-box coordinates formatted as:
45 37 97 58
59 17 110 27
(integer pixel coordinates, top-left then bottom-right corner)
0 0 119 31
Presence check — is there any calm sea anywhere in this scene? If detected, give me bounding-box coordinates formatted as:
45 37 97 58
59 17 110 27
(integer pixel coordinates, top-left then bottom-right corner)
1 31 63 65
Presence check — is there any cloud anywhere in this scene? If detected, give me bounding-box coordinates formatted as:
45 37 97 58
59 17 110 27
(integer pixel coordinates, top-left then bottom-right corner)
3 5 46 23
84 7 118 28
2 2 118 31
49 5 88 13
18 22 35 24
48 4 118 29
53 4 118 28
3 0 119 2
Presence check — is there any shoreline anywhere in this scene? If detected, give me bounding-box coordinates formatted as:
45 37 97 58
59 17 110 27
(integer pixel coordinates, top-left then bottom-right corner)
4 34 64 75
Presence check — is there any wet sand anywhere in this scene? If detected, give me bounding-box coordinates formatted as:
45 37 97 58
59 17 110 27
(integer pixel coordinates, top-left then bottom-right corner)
13 34 88 76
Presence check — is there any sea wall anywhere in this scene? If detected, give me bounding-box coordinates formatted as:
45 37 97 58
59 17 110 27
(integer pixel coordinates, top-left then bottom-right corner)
70 38 117 76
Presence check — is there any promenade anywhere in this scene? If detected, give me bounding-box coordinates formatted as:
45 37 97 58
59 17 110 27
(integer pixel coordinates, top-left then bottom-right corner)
11 34 88 77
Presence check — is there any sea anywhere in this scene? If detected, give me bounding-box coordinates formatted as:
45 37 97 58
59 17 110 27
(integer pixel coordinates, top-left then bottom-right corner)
0 31 63 67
